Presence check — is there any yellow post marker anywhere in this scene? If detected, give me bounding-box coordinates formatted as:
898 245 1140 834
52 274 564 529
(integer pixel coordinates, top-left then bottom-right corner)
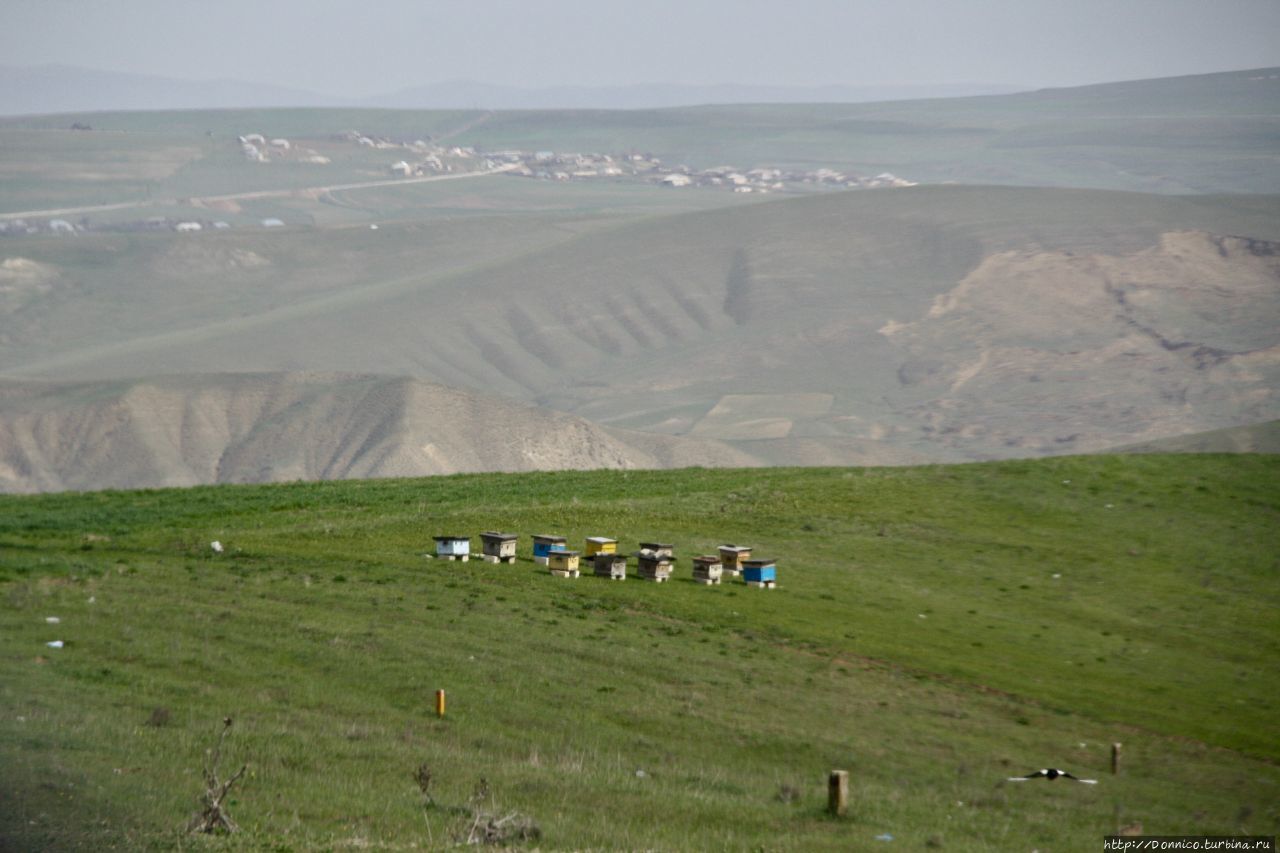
435 689 446 719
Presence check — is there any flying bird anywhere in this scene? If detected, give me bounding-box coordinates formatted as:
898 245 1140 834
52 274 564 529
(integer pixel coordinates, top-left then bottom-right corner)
1007 768 1097 784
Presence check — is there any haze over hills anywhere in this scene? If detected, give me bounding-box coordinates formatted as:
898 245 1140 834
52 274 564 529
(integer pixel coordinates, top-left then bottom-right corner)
0 64 1024 116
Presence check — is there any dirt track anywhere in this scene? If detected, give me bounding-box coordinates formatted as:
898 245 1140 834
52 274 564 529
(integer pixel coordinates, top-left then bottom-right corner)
0 164 517 221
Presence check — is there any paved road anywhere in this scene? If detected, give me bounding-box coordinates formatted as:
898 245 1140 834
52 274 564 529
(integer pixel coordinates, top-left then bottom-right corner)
0 164 518 221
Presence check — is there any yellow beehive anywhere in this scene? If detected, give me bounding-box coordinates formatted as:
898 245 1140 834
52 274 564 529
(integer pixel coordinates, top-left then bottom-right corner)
548 550 581 577
585 536 617 558
718 545 752 575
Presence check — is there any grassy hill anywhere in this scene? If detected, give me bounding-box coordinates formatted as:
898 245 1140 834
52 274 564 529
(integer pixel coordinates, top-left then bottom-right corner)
1 455 1277 849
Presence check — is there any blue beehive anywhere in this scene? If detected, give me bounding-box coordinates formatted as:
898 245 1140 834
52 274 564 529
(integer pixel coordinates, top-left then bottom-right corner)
741 559 777 588
531 534 568 565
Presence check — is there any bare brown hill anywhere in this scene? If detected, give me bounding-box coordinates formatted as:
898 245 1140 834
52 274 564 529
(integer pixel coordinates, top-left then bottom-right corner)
0 373 781 493
880 231 1280 455
1106 419 1280 455
0 373 939 494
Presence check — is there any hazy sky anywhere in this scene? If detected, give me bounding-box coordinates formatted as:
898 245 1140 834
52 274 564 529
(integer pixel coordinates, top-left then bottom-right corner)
3 0 1279 96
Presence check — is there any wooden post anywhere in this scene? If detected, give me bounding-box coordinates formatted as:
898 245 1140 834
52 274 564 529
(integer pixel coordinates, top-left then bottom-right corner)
1111 742 1122 775
828 770 849 817
435 689 446 719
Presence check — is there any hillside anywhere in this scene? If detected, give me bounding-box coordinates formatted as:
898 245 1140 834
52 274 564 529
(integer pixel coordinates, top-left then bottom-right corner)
1108 419 1280 454
0 373 808 493
1 457 1277 849
4 187 1277 481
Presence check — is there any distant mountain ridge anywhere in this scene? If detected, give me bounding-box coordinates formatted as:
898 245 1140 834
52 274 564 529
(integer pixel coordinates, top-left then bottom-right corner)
0 65 345 115
362 79 1027 110
0 63 1026 115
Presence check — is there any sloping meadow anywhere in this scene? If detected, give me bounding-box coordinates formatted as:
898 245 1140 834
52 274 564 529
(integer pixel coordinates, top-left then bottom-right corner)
1 455 1277 849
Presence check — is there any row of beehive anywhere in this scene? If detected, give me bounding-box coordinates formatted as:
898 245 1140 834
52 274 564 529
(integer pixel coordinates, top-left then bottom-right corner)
431 533 777 588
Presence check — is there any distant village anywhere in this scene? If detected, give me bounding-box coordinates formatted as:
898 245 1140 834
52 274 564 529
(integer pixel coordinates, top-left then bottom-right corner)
0 127 915 237
337 129 917 193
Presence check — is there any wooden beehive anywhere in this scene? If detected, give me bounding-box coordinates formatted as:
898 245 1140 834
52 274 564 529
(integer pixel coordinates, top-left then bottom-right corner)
479 531 518 564
548 550 581 577
742 558 777 589
531 534 568 565
636 550 673 582
718 545 752 575
433 535 470 561
593 552 627 580
638 541 674 559
584 536 617 558
691 555 723 585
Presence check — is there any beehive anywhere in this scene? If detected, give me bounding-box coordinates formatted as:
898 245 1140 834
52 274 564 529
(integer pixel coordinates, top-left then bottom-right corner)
584 536 618 558
638 542 674 559
691 555 723 585
531 534 568 565
718 545 752 576
593 552 627 580
636 550 673 582
479 531 518 564
548 550 581 578
742 558 777 589
433 536 470 561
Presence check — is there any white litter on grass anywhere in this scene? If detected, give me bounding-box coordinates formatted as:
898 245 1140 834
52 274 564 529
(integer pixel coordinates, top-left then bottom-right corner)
45 616 60 624
1052 573 1061 579
1104 504 1114 509
1062 480 1071 484
369 224 379 230
875 834 894 842
634 770 647 779
46 640 63 648
210 540 224 553
917 613 927 619
87 596 96 604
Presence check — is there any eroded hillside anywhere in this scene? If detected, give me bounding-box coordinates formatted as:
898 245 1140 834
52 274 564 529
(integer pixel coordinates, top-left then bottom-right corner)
881 231 1280 454
0 373 779 493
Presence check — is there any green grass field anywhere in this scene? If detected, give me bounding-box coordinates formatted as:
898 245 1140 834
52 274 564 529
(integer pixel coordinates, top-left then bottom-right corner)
2 455 1277 849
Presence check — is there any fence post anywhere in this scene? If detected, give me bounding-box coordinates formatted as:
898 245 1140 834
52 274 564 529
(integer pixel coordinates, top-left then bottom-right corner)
1111 742 1122 775
828 770 849 817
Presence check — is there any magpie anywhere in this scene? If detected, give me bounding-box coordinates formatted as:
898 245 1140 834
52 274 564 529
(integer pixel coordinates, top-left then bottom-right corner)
1007 768 1097 784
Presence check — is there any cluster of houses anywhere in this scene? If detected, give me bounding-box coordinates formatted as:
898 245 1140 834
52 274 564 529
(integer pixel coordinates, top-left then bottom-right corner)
431 533 778 588
0 216 292 237
0 218 80 237
322 128 915 194
237 133 330 165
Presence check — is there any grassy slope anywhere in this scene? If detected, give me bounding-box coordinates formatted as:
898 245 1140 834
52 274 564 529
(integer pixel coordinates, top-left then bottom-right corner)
1 455 1277 849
